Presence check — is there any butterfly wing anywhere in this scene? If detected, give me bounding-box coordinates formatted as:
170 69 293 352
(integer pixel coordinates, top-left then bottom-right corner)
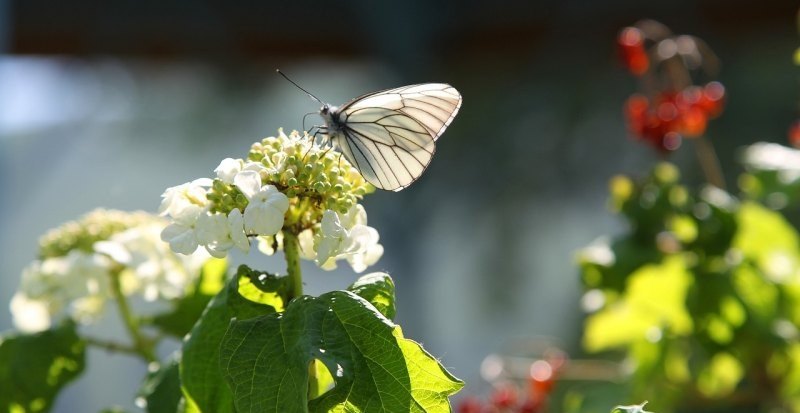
332 83 462 191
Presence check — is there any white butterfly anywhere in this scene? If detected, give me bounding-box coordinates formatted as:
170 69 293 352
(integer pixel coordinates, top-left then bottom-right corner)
280 72 462 191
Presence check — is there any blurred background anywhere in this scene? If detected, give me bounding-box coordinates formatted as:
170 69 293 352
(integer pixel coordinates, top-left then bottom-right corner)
0 0 798 411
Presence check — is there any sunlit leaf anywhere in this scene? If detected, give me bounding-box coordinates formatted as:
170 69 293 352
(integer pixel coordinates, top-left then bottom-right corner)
180 267 282 413
347 272 396 320
696 352 743 397
584 256 693 352
220 290 463 413
734 202 800 283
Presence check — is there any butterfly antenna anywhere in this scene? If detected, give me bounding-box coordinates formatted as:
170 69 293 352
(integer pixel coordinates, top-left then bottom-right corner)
302 111 317 132
276 69 324 104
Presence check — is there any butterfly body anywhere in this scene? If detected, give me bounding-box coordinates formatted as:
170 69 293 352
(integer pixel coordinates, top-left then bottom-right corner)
318 83 462 192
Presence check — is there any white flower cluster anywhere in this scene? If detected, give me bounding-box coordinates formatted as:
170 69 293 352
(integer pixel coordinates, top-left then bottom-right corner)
160 129 383 273
11 212 209 333
159 169 289 258
295 205 383 272
742 142 800 183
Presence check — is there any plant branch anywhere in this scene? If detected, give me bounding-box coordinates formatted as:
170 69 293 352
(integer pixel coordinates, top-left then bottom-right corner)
693 136 726 190
85 336 140 355
109 268 157 363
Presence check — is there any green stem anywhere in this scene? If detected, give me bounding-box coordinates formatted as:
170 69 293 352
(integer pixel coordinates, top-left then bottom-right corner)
85 336 140 356
283 229 303 300
109 268 156 363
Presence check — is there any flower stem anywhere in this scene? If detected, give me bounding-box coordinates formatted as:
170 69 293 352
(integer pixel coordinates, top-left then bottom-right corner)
283 229 303 300
85 336 140 355
109 268 156 363
693 136 726 190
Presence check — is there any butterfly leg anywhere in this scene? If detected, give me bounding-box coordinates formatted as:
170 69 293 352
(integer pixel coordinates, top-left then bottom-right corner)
306 126 320 140
301 126 328 162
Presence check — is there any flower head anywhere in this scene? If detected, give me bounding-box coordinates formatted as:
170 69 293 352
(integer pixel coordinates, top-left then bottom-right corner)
160 129 382 272
11 209 210 333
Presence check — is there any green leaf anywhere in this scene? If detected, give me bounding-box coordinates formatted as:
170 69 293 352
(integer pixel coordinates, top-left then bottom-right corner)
584 256 693 352
220 290 463 413
347 272 396 320
696 352 743 397
152 258 228 338
180 267 281 413
0 322 86 412
138 353 182 413
734 202 800 282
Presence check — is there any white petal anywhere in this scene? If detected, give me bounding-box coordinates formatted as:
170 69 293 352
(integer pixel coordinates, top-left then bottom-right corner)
348 243 383 273
161 224 199 254
316 237 343 265
266 189 290 211
190 178 213 187
320 258 338 271
195 213 228 245
347 225 379 254
228 209 250 252
94 241 132 264
339 204 366 229
10 293 52 333
234 170 262 199
242 161 267 172
171 203 204 226
243 203 285 236
214 158 242 184
320 210 344 237
297 229 316 260
205 244 230 258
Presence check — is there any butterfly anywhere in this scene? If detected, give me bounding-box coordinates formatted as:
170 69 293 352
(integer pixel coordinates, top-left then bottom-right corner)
279 71 462 191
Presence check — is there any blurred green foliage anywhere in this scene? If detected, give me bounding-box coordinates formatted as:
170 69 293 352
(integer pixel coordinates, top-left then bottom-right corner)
579 150 800 413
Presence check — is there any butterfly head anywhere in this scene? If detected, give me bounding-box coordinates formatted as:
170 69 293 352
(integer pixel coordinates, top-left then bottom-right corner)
319 104 340 129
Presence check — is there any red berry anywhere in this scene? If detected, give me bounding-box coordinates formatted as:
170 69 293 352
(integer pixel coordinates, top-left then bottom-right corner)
491 386 518 409
624 94 650 136
618 27 650 75
789 120 800 148
518 397 544 413
698 81 725 118
656 100 679 123
679 107 708 137
458 396 484 413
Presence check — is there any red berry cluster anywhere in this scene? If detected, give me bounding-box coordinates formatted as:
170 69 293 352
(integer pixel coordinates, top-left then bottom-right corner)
789 120 800 148
618 27 649 76
457 353 564 413
624 82 725 152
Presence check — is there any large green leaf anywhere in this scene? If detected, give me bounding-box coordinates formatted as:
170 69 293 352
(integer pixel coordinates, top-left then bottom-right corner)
584 255 693 352
138 353 182 413
152 258 228 338
220 290 463 413
180 266 284 413
347 272 396 320
0 322 86 412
